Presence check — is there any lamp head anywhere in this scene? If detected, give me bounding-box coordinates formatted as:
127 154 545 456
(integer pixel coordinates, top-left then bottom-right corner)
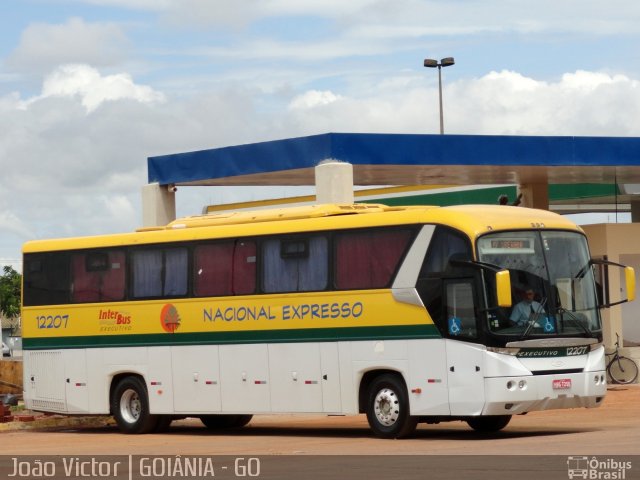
440 57 455 67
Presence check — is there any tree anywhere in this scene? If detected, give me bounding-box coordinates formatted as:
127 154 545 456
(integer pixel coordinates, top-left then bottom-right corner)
0 266 21 319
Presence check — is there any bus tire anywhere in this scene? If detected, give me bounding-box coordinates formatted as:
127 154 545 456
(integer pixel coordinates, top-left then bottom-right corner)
366 373 417 439
466 415 511 433
200 414 253 429
111 376 158 434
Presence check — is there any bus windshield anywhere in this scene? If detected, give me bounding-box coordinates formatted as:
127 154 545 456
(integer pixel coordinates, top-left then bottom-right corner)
477 230 600 338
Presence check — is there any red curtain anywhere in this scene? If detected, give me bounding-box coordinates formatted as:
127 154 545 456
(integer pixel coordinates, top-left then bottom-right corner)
335 230 412 289
194 241 256 297
71 251 125 302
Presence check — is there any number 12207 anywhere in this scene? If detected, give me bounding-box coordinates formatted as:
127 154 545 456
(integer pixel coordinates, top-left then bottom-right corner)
37 315 69 329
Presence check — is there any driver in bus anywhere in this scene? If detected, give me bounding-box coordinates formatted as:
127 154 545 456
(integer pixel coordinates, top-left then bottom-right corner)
510 287 544 326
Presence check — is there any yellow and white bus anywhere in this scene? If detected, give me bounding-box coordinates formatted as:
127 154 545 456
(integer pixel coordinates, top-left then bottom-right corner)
21 203 634 438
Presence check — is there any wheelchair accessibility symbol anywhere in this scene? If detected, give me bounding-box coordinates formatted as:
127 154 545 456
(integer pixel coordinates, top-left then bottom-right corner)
543 316 556 333
448 316 462 336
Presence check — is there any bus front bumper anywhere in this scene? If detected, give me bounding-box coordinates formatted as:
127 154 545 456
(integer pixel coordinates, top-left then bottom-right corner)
481 371 608 415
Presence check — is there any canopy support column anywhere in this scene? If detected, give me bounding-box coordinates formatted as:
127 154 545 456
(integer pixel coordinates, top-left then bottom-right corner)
142 182 176 227
517 182 549 210
315 160 354 204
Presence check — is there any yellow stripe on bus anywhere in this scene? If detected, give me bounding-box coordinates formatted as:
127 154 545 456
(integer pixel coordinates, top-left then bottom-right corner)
23 290 433 339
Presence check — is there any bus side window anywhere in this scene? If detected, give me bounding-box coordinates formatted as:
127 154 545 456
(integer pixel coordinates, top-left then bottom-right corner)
445 281 477 339
334 229 413 290
417 226 473 336
193 240 256 297
23 253 71 306
262 235 328 293
71 250 125 303
131 247 188 298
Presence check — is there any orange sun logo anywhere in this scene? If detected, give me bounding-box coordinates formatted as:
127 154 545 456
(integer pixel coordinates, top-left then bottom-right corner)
160 304 181 333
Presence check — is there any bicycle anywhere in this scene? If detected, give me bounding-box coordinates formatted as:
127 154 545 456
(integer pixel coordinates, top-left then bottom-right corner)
606 333 639 385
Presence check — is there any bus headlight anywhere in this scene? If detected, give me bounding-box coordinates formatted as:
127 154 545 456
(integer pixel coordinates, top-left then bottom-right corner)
518 380 527 390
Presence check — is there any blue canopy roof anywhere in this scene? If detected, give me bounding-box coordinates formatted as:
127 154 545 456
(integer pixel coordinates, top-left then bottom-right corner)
148 133 640 186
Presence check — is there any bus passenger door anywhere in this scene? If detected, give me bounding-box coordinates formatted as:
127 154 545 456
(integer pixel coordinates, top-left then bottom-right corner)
444 280 485 415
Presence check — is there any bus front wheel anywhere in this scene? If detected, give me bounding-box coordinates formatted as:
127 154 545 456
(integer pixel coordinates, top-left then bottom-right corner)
366 374 417 439
111 376 158 434
466 415 511 433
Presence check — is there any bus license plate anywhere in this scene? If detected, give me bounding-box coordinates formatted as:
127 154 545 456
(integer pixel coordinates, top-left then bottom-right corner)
553 379 572 390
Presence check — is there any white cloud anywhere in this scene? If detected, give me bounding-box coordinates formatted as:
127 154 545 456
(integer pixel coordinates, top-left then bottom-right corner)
23 64 165 113
7 17 129 73
278 69 640 138
63 0 640 39
560 70 633 92
72 0 380 27
288 90 342 110
446 70 640 135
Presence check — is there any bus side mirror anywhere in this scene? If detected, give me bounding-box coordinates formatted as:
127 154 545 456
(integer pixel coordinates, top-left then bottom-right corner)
495 270 512 308
625 266 636 302
593 260 636 308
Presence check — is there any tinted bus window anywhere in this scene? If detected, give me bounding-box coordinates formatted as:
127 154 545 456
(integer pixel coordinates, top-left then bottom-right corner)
23 253 71 306
71 250 126 303
334 229 413 290
262 235 328 293
194 240 256 296
131 247 188 298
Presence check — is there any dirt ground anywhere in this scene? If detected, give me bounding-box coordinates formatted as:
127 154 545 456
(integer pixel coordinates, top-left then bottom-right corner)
1 385 638 456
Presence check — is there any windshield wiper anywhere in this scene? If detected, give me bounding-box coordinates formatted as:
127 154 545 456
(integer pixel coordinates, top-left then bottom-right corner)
574 262 592 279
520 297 548 340
557 307 595 338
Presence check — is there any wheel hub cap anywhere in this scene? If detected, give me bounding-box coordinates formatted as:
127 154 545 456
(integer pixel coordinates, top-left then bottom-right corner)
374 388 399 426
120 388 141 424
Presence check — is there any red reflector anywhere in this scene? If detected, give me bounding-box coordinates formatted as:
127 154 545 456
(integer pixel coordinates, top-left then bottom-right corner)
254 380 267 384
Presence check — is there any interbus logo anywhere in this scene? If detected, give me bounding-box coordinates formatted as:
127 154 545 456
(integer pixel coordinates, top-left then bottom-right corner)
160 304 181 333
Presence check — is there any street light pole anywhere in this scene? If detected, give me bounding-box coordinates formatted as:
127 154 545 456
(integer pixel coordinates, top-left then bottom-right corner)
424 57 455 134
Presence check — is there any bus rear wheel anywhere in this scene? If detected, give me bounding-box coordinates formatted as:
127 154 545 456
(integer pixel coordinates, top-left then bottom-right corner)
200 414 253 429
111 376 158 434
366 374 417 439
466 415 511 433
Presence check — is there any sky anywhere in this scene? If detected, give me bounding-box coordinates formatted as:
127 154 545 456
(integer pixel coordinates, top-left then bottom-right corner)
2 1 640 270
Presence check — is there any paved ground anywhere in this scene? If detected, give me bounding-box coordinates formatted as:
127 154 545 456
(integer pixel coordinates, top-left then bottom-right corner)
1 385 638 456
